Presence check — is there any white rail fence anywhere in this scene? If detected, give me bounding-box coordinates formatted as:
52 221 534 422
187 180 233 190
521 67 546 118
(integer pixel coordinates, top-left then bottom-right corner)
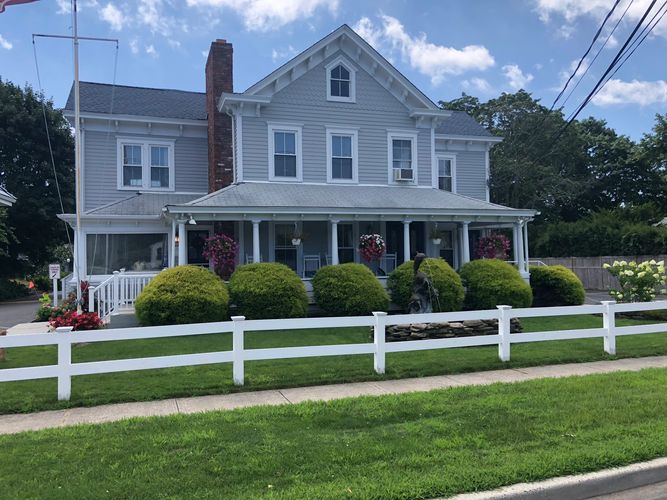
88 271 157 321
1 300 667 401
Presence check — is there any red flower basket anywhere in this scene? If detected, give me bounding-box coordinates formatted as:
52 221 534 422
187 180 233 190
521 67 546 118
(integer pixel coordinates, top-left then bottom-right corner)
359 234 386 263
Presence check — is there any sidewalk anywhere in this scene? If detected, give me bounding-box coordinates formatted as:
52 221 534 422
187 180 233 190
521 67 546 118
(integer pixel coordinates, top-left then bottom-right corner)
1 355 666 436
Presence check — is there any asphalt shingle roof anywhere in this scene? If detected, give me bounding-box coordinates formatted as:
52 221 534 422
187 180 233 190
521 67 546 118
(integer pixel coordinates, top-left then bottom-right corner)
179 183 523 214
436 111 493 137
64 82 206 121
86 192 203 216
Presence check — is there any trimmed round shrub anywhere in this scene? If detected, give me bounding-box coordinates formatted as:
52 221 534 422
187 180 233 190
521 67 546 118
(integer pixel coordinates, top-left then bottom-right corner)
460 259 532 310
229 262 308 319
387 258 464 312
529 265 585 307
312 263 389 316
135 266 229 326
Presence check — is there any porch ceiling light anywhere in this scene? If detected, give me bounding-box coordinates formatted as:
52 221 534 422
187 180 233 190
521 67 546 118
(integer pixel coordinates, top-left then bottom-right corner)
187 215 197 225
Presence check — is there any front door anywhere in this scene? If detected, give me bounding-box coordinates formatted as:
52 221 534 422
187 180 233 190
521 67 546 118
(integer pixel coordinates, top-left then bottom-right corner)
187 229 210 266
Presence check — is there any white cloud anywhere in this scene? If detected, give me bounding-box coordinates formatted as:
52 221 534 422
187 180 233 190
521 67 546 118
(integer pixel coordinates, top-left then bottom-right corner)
138 0 172 36
168 39 182 49
0 34 12 50
534 0 667 40
351 15 495 86
503 64 534 90
271 45 297 63
129 38 140 54
592 78 667 106
555 57 591 90
56 0 99 14
100 2 126 31
557 24 575 39
462 77 493 93
145 44 158 58
185 0 338 32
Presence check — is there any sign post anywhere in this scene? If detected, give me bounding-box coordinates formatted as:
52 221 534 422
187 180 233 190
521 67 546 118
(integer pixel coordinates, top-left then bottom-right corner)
48 264 61 307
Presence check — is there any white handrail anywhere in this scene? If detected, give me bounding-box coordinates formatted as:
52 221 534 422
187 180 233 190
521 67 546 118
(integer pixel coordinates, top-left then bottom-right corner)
3 299 667 401
88 270 159 321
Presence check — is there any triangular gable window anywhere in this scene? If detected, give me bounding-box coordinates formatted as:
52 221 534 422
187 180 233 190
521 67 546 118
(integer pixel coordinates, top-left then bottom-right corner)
326 57 356 103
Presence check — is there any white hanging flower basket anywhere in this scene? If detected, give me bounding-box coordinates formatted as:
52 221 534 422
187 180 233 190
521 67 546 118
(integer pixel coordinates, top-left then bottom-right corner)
431 238 442 245
291 238 302 246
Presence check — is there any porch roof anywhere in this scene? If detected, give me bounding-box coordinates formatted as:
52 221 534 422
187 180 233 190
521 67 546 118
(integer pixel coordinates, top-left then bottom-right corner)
0 186 16 207
165 183 536 222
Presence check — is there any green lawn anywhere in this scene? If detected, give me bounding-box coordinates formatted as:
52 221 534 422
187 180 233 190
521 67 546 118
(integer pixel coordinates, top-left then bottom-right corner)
1 368 667 499
0 314 666 415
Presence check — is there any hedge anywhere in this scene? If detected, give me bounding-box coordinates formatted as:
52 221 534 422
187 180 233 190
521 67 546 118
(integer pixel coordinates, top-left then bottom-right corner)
0 279 30 302
529 265 585 307
387 258 464 312
135 266 229 326
312 263 389 316
229 263 308 319
460 259 532 310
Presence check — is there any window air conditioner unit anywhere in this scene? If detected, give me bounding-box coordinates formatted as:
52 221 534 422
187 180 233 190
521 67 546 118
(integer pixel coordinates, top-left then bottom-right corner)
393 168 414 181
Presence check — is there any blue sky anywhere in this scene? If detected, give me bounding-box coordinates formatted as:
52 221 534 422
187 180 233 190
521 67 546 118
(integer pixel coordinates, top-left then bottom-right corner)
0 0 665 139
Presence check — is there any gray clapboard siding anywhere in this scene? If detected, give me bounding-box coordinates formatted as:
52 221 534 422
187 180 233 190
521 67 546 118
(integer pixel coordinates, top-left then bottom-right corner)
242 50 432 186
83 131 208 211
453 150 487 200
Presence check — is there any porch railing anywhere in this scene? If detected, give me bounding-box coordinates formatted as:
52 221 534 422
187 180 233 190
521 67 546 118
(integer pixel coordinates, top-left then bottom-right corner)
88 270 158 322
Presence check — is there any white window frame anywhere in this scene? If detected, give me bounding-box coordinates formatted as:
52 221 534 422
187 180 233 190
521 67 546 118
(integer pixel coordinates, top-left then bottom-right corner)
116 137 175 191
434 153 457 193
325 56 356 103
326 127 358 184
268 122 303 182
387 130 418 185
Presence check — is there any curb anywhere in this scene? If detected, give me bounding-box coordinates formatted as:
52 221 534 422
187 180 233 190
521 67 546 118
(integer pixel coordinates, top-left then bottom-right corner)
449 456 667 499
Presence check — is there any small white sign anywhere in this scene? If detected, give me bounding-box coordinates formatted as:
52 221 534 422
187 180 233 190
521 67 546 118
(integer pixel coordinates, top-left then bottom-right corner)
48 264 61 280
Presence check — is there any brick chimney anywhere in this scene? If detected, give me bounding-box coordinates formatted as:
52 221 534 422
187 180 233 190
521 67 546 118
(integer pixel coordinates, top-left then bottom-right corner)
205 39 234 193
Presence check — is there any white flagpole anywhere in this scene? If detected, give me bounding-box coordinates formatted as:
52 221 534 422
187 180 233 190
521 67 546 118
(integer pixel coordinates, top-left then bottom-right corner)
73 0 83 312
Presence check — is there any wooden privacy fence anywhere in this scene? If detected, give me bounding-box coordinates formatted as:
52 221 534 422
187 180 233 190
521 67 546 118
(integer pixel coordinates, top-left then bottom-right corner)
1 300 667 401
535 255 667 290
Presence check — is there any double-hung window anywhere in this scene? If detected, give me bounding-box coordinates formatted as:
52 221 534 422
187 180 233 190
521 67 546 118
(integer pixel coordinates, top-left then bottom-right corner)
326 128 358 183
437 155 456 192
387 131 418 184
268 123 302 181
117 138 174 191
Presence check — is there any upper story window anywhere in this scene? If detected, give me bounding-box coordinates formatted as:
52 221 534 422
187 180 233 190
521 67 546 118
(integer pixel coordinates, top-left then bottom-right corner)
326 127 358 183
387 130 418 184
325 57 356 103
117 138 174 191
268 123 303 182
437 156 456 192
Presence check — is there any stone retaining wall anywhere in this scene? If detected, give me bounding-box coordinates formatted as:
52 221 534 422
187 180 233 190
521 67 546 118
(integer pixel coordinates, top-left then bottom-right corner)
373 318 523 342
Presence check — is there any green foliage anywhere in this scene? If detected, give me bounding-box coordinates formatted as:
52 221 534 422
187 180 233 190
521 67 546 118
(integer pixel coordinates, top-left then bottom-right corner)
388 258 464 312
135 266 229 326
460 259 532 310
229 263 308 319
312 263 389 316
529 265 585 307
0 79 75 274
0 278 30 302
0 208 15 265
604 260 666 303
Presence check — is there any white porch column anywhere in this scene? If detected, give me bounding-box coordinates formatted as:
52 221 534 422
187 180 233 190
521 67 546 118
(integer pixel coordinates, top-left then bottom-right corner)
523 220 530 275
178 222 186 265
514 221 525 273
251 219 261 263
403 220 411 263
461 221 471 265
169 219 176 267
512 223 520 265
330 220 339 265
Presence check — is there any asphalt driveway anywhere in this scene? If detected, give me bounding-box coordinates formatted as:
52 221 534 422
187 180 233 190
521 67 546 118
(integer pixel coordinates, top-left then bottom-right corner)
0 299 40 330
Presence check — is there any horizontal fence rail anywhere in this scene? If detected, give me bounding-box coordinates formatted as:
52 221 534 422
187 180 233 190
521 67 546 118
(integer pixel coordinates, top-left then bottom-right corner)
1 300 667 401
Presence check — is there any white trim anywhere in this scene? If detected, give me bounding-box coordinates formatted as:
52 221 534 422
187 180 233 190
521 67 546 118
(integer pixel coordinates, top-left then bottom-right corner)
268 122 303 182
433 153 457 194
116 137 175 192
236 115 244 182
485 148 490 202
387 129 419 185
435 133 502 143
325 55 356 103
65 111 207 127
326 127 359 184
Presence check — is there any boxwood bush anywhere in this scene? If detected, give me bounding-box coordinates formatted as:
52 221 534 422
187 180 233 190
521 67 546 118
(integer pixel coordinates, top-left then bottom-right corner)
387 258 464 312
229 262 308 319
312 263 389 316
135 266 229 326
529 265 585 307
460 259 532 310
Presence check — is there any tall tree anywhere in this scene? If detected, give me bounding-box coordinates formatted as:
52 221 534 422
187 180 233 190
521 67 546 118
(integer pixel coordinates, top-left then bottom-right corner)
0 79 74 271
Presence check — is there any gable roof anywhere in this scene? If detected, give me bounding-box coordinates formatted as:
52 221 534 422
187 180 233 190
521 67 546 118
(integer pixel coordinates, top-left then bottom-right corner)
243 24 438 110
435 111 494 138
0 186 16 207
64 82 206 121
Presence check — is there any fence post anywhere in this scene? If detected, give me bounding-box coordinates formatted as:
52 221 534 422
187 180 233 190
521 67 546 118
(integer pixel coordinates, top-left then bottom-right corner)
88 286 95 313
497 305 512 362
372 311 388 374
231 316 246 386
602 300 616 355
56 326 74 401
113 271 120 312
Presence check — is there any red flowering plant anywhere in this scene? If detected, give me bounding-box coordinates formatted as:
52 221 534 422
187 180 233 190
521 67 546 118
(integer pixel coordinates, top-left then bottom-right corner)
49 310 103 331
202 233 238 279
359 234 386 262
475 233 511 260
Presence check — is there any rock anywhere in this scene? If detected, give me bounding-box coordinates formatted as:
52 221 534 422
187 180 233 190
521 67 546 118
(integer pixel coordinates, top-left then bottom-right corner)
463 319 484 327
410 323 428 331
410 331 429 339
449 322 465 329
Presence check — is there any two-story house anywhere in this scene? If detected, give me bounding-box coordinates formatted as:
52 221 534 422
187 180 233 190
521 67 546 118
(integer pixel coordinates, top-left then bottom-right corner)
60 24 536 287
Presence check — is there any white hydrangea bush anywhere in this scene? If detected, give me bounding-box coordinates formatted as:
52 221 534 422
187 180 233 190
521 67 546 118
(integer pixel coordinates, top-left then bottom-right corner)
603 260 667 302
